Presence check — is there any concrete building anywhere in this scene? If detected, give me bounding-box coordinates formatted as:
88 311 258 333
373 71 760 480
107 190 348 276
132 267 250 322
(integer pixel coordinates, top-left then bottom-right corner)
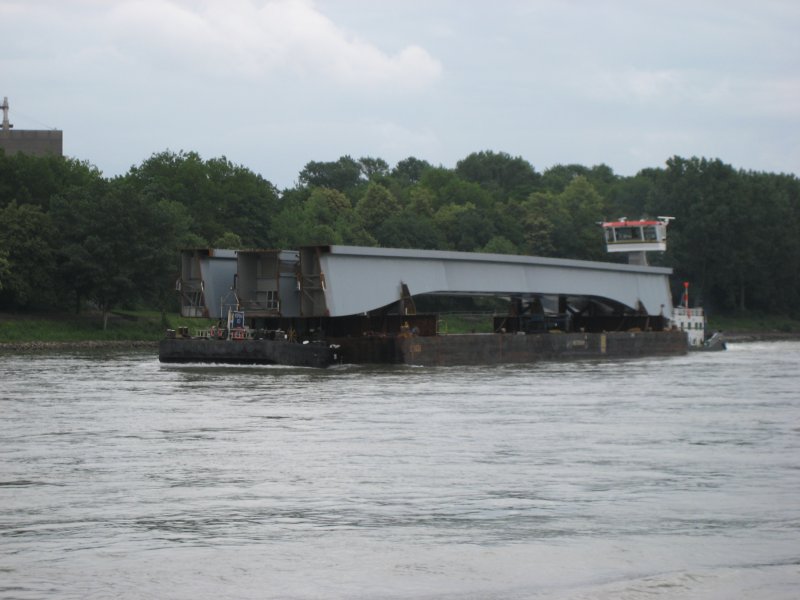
0 97 63 157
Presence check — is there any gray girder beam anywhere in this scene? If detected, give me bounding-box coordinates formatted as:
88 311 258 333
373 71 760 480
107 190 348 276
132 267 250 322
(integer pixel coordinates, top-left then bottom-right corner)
309 245 674 317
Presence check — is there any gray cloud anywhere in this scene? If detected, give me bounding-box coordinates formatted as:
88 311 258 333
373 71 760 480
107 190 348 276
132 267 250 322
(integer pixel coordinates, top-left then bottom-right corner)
2 0 797 187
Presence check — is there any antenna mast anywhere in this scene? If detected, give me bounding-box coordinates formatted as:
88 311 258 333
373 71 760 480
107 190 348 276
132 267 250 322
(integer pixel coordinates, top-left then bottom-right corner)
1 97 11 131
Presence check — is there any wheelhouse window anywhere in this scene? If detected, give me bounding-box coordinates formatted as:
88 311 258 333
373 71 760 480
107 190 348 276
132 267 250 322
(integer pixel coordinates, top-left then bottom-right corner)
614 227 641 241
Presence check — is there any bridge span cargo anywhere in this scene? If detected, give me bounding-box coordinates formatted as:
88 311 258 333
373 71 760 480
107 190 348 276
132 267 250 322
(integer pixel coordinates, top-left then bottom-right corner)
160 230 707 367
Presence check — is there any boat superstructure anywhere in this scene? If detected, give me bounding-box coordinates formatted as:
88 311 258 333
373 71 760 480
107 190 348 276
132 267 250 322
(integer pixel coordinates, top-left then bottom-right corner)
601 217 672 266
600 217 723 350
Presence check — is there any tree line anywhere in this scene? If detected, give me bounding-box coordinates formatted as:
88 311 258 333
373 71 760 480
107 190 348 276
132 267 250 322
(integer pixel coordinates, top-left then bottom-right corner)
1 149 798 321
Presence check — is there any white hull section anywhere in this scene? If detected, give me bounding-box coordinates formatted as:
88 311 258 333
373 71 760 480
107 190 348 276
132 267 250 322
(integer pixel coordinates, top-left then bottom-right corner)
672 306 705 347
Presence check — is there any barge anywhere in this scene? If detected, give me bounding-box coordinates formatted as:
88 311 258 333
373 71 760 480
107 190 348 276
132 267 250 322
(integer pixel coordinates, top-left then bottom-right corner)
160 221 714 367
159 334 335 368
335 329 687 367
158 324 687 368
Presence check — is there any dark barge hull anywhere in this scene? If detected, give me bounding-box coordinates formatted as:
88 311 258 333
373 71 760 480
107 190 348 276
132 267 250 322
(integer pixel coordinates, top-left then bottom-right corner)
158 338 334 368
159 331 687 368
330 330 688 366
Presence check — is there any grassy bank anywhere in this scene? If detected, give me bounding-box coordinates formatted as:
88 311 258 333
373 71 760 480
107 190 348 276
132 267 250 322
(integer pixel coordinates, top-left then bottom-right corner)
707 314 800 334
0 311 213 344
1 309 798 344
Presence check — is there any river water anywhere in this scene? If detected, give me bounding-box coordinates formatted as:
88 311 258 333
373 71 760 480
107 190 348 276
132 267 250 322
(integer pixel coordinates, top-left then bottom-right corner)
1 341 799 599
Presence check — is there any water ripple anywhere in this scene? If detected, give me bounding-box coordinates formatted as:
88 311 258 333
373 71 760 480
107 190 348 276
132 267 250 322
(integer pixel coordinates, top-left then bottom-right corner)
1 344 799 598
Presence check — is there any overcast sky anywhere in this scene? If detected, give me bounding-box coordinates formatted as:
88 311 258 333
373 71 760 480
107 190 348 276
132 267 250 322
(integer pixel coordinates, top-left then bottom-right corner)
3 0 798 188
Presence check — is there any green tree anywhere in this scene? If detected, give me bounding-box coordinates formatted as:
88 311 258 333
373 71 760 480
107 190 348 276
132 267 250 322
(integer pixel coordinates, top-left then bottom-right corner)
489 199 527 252
649 158 800 313
213 232 244 249
391 157 433 184
407 186 436 218
521 192 559 256
541 164 591 193
0 249 9 291
124 151 279 248
298 155 363 192
433 202 495 251
554 176 607 260
523 213 557 257
420 167 493 211
521 176 606 260
358 156 390 181
51 180 187 326
481 235 518 255
456 150 540 201
0 152 101 210
203 156 280 248
355 182 401 236
0 201 57 308
605 170 656 220
648 157 745 310
743 172 800 312
372 211 444 250
274 187 374 246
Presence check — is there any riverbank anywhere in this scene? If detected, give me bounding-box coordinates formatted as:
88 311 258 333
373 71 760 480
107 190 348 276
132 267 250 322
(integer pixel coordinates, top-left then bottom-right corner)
0 340 159 353
720 331 800 343
0 310 211 351
706 314 800 343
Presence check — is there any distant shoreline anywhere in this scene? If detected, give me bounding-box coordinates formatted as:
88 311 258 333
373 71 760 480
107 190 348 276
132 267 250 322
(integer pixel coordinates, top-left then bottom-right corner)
0 340 159 352
720 331 800 343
